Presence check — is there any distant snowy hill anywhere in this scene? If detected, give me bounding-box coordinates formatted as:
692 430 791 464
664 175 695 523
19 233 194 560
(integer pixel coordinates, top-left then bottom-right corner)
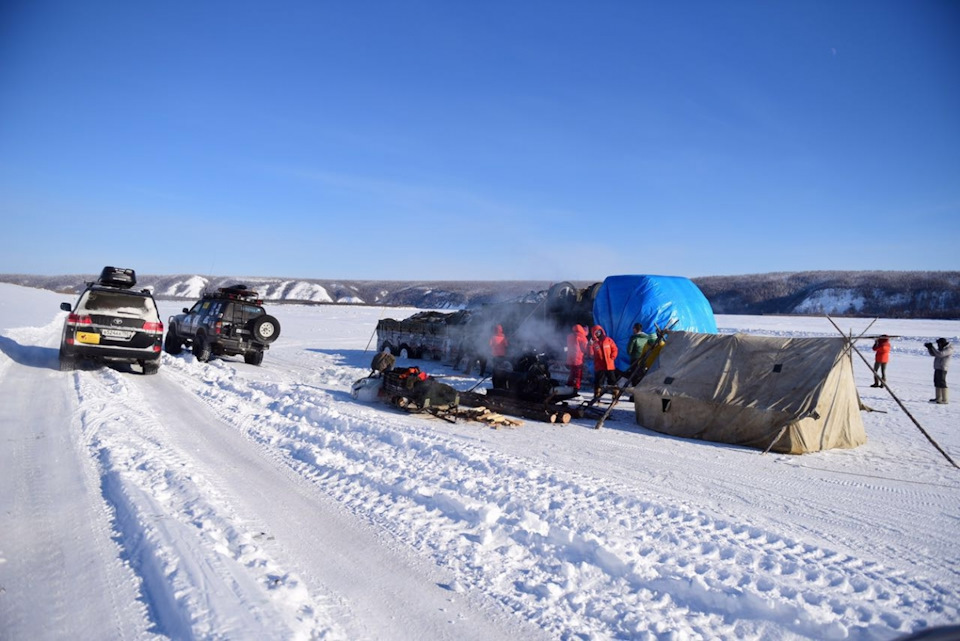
1 270 957 318
0 273 556 311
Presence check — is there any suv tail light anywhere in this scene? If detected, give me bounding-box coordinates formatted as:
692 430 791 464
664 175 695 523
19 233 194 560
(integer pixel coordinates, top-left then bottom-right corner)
214 321 222 335
142 321 163 333
68 313 93 325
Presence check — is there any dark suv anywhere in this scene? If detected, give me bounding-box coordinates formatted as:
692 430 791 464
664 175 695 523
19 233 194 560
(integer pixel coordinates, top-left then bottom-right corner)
58 267 164 374
164 285 280 365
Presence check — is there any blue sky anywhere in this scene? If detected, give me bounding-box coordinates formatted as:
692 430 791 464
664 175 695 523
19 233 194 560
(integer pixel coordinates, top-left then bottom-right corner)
2 1 958 281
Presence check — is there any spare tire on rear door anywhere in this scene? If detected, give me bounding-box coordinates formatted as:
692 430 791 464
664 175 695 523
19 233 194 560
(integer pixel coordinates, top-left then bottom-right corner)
250 315 281 343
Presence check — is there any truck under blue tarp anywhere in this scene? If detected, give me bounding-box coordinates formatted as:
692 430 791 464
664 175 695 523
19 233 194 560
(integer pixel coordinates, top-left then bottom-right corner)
592 275 718 370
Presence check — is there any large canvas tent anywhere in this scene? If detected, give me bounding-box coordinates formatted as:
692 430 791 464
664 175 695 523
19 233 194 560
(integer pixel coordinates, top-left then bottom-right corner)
632 331 867 454
592 275 717 370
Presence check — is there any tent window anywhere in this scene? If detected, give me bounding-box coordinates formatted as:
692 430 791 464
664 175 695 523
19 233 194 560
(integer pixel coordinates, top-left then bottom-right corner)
773 364 783 373
661 398 672 412
664 377 675 385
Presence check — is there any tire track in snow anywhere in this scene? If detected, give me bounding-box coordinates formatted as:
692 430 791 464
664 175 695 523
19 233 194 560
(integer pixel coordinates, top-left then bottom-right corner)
159 351 960 640
72 364 344 640
3 395 73 634
588 414 960 586
135 359 542 641
1 321 151 641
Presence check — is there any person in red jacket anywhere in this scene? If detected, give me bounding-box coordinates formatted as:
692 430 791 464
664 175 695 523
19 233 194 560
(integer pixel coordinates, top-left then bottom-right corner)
589 324 619 400
565 324 588 391
871 335 891 387
480 324 509 376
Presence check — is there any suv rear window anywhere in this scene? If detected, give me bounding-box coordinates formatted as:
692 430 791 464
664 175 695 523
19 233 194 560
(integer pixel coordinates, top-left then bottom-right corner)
235 303 266 316
79 291 158 318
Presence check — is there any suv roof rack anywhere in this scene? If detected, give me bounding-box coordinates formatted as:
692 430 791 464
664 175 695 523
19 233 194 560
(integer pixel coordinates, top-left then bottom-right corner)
97 266 137 289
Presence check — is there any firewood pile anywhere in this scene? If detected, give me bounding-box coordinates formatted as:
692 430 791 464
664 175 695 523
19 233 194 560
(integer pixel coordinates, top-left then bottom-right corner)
454 406 523 428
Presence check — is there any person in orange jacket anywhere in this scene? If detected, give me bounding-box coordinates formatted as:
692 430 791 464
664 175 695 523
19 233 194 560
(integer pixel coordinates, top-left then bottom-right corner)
871 335 891 387
589 324 619 400
480 324 509 376
565 324 588 391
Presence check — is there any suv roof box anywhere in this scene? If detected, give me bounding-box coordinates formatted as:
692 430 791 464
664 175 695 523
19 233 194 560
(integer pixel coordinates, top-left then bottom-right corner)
98 266 137 289
214 284 261 302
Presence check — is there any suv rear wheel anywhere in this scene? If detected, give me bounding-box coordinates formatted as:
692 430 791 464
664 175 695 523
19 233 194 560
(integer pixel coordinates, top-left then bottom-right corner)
59 350 76 372
243 350 264 366
141 360 160 375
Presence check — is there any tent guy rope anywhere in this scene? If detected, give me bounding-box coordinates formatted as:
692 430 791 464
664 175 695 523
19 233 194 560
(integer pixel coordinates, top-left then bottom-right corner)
826 315 958 470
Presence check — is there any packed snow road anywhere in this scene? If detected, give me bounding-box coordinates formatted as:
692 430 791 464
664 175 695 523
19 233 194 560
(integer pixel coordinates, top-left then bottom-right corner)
1 283 959 640
1 299 541 640
1 317 150 639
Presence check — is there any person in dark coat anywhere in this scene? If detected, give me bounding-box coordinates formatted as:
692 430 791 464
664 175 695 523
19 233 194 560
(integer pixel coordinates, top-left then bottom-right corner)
370 349 396 376
925 337 952 404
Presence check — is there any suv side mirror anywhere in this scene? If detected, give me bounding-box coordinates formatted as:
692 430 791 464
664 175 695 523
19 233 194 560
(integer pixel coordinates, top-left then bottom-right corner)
60 302 72 312
183 308 189 313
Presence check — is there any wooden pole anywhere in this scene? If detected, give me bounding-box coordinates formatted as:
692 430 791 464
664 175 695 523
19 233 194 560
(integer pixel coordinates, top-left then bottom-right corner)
594 319 678 430
364 305 389 354
825 315 958 470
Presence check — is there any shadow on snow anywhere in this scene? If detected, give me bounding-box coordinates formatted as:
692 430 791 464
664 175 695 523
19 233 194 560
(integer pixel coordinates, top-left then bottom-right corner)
0 334 59 370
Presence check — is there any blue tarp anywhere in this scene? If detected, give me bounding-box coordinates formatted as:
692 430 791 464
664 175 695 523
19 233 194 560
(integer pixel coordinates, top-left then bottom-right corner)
592 275 718 370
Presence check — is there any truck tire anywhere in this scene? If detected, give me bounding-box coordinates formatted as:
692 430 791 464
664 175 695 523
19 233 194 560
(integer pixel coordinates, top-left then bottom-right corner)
244 350 264 366
250 315 281 343
59 349 77 371
548 281 579 305
164 326 183 355
193 335 212 362
141 360 160 375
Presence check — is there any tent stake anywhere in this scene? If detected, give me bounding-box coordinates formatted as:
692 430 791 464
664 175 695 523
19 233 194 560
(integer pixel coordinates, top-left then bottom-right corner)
826 315 959 470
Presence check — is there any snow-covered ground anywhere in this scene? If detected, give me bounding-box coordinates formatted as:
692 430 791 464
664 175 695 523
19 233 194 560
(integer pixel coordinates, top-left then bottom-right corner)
1 282 958 641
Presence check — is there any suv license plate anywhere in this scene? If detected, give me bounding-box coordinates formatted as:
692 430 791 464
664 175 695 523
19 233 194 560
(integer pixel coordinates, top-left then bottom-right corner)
77 331 100 345
101 328 134 340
